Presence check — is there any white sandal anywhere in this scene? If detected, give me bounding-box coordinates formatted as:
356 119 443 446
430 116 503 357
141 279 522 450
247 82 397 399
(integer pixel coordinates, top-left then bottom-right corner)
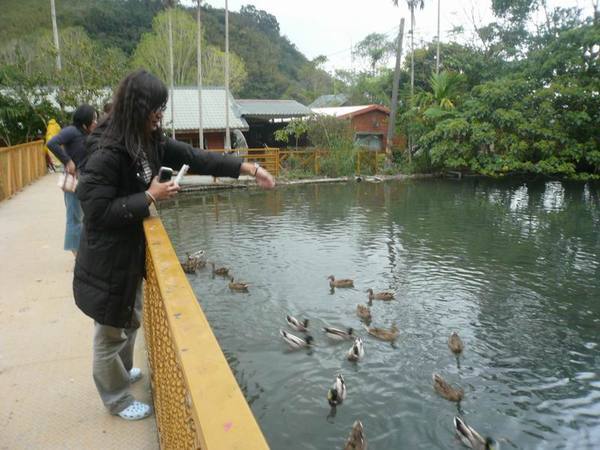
118 401 152 421
129 367 143 384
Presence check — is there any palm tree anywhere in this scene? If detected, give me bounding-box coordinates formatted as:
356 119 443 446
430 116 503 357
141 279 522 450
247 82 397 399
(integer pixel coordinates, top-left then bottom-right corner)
392 0 425 97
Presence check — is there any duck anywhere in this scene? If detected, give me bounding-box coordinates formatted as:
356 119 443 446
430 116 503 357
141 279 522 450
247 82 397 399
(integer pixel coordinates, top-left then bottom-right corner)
279 329 314 349
328 275 354 288
323 326 354 341
344 420 367 450
366 288 395 301
210 262 230 276
448 331 464 354
228 276 249 292
347 337 365 362
286 315 309 332
180 251 205 274
454 416 498 450
356 304 372 322
432 373 464 402
327 373 347 406
364 324 399 342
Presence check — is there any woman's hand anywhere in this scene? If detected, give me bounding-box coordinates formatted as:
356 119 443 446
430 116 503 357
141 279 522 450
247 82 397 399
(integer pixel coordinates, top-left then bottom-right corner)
65 160 76 175
147 176 180 201
255 167 275 189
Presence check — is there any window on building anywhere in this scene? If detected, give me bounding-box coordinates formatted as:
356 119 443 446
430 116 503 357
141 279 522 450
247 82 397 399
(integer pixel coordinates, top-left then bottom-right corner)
354 133 383 151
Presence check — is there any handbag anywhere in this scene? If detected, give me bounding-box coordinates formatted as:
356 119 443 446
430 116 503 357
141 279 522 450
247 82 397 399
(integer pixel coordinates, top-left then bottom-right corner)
57 172 78 192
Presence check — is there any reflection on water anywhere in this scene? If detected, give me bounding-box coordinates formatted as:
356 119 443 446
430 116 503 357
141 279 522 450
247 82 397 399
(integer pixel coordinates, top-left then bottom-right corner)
160 179 600 450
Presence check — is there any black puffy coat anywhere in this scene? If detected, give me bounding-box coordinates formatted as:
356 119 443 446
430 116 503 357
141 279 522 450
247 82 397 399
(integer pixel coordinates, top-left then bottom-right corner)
73 122 242 328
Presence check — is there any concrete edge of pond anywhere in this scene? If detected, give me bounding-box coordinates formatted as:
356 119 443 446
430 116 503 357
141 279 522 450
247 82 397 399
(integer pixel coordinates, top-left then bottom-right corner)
178 173 438 194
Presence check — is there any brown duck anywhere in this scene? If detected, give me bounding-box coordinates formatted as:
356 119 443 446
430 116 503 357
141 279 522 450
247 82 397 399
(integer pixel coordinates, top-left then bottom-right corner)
356 304 372 322
366 288 394 301
432 373 464 402
343 420 367 450
448 331 464 354
364 324 399 342
228 276 249 292
328 275 354 288
211 262 230 276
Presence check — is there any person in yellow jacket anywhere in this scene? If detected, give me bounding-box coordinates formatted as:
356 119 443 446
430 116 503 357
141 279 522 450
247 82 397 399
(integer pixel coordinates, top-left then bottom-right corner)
45 119 62 170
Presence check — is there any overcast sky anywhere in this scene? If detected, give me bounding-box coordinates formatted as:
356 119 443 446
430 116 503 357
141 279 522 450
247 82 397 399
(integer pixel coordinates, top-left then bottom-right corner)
182 0 593 72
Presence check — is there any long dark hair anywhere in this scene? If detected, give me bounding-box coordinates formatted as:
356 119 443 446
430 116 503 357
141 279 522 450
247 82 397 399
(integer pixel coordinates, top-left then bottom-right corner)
102 70 168 168
72 104 96 133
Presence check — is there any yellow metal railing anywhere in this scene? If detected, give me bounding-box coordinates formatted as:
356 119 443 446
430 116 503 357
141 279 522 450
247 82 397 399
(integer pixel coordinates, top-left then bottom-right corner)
0 140 46 201
205 148 280 177
143 214 269 450
279 148 383 177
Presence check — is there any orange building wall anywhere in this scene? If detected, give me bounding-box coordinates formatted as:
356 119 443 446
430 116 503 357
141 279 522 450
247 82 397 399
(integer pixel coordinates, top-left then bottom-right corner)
350 110 390 149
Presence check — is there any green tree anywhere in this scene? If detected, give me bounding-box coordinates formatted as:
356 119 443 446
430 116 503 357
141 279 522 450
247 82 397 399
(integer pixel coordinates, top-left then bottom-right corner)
132 9 247 92
353 33 395 74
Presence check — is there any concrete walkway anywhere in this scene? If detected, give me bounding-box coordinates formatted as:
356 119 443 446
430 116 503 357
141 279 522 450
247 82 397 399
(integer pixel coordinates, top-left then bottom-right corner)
0 174 158 449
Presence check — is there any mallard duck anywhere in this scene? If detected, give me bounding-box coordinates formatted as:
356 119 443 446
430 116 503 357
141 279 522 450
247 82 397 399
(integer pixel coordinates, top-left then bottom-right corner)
347 337 365 362
279 329 313 349
228 277 249 292
210 262 229 276
365 324 399 341
328 275 354 288
327 373 347 406
356 304 372 322
433 373 464 402
454 416 498 450
323 326 354 341
448 331 464 354
343 420 367 450
180 251 205 274
286 315 309 332
366 288 395 301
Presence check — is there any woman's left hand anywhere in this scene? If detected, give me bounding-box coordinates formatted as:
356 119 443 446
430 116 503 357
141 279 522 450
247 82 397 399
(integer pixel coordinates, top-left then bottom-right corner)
255 167 275 189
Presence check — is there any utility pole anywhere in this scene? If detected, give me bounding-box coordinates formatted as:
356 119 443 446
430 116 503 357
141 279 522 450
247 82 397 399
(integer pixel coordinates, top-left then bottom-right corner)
224 0 231 150
50 0 61 71
436 0 441 74
168 4 176 138
386 18 405 169
197 0 204 149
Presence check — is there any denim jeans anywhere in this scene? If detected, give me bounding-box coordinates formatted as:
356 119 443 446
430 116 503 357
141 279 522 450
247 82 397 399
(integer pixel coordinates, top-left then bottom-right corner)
63 190 83 251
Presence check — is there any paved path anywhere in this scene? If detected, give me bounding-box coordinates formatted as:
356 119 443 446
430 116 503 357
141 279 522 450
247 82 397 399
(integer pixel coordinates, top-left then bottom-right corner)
0 174 158 449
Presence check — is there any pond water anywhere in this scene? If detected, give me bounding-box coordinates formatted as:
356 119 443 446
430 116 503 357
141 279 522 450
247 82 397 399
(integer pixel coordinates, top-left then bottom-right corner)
160 178 600 450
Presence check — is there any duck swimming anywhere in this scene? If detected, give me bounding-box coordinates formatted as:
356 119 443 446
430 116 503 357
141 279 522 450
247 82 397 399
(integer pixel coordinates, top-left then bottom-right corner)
356 304 372 322
365 324 399 342
228 277 249 292
448 331 464 354
343 420 367 450
327 373 347 406
328 275 354 288
433 373 464 402
347 337 365 362
180 251 205 274
279 329 313 349
454 416 498 450
210 262 230 276
366 288 394 301
323 326 354 341
286 315 309 332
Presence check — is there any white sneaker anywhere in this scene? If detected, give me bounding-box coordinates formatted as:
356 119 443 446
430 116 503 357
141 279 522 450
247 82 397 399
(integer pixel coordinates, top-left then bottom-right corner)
129 367 142 383
117 401 152 421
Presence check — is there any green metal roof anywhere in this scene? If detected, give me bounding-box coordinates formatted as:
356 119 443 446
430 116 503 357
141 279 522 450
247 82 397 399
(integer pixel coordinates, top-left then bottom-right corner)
236 99 312 118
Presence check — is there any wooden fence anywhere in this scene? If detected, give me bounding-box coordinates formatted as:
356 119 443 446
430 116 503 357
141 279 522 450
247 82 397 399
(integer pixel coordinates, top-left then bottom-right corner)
0 140 46 201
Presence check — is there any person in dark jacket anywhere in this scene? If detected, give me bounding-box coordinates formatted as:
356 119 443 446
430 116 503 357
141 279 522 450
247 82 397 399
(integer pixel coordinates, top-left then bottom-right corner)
47 104 98 256
74 70 275 421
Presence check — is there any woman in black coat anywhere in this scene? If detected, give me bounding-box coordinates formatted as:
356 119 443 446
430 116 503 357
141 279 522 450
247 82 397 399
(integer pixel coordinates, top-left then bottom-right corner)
74 70 274 420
